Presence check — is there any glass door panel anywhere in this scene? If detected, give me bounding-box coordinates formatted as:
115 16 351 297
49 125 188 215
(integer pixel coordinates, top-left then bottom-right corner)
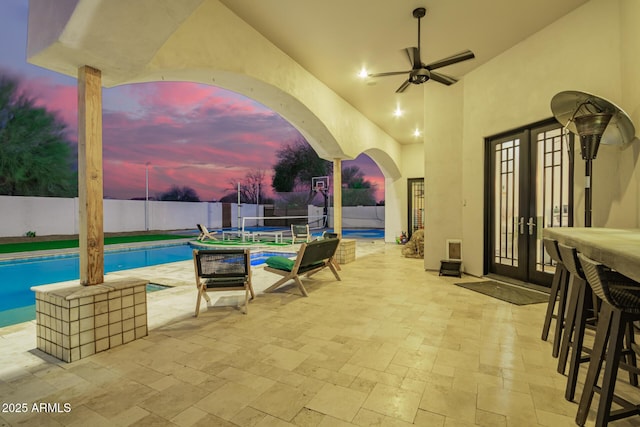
490 135 526 280
529 125 573 284
408 178 424 237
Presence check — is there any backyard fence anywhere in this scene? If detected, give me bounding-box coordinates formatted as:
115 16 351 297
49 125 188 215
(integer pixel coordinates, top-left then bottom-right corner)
0 196 384 238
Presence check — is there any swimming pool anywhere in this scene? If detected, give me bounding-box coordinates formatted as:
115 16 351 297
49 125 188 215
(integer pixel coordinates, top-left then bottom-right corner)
0 245 293 327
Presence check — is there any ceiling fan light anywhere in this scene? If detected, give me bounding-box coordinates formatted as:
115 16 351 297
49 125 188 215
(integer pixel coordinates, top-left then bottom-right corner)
411 68 430 84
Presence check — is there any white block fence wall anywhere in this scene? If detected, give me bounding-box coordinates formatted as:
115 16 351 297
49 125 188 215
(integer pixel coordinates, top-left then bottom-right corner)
0 195 384 238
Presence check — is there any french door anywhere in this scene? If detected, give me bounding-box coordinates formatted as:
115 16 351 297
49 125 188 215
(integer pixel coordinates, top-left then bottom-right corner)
486 120 573 286
407 178 424 237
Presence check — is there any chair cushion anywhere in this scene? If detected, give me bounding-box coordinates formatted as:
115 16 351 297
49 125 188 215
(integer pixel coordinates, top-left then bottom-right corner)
265 256 295 271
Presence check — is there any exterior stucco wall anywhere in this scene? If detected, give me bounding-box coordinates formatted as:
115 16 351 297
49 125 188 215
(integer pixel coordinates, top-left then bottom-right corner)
426 0 636 276
382 143 424 243
423 83 463 270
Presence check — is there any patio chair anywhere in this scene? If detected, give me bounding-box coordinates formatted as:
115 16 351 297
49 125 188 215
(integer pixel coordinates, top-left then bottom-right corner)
318 231 341 270
575 253 640 426
197 224 218 241
320 231 339 239
264 237 341 296
193 249 254 315
291 224 310 244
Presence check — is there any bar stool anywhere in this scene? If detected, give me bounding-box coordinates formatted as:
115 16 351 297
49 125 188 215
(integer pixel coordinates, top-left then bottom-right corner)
541 238 570 358
557 243 598 401
576 253 640 426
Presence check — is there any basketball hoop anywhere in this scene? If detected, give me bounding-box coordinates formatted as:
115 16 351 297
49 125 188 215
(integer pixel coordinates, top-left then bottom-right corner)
311 176 329 192
311 176 330 229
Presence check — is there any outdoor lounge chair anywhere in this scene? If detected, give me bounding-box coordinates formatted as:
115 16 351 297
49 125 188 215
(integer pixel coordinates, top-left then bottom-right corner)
320 231 338 239
319 231 341 271
291 224 310 244
264 237 341 296
193 249 254 315
197 224 218 241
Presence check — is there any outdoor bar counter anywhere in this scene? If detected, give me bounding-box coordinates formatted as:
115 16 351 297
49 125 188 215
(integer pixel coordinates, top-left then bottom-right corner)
543 227 640 282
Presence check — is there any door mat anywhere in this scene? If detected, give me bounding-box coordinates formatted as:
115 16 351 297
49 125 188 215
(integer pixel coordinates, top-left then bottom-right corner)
454 281 548 305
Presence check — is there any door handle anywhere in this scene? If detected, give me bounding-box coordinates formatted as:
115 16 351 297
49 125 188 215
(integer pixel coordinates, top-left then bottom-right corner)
526 217 536 235
519 217 525 235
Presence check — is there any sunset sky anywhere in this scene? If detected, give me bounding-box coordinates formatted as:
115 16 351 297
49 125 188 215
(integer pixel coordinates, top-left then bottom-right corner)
0 1 384 202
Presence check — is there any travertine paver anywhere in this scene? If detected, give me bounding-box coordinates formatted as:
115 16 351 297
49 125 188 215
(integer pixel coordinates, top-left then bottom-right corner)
1 240 636 426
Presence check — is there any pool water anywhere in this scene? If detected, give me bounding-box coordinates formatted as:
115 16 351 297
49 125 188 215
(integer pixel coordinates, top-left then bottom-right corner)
0 245 293 328
338 229 384 239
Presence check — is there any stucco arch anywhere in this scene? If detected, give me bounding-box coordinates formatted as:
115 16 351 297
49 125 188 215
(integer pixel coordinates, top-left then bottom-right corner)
27 0 407 242
358 148 401 181
125 69 404 183
128 69 346 161
27 0 402 173
141 0 402 171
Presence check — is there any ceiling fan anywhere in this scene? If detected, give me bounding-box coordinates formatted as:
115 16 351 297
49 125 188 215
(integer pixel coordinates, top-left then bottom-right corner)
368 7 475 93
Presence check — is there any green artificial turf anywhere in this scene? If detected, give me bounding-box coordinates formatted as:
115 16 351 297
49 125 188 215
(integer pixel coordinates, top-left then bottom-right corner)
0 234 192 254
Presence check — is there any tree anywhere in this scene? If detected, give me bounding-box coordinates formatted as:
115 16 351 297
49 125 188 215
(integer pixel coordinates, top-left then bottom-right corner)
0 74 76 197
341 165 377 205
221 169 273 204
342 165 371 189
271 138 378 205
271 137 330 193
158 185 200 202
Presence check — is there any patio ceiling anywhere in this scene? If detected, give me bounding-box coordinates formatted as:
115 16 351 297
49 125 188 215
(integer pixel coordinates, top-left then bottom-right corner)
218 0 589 145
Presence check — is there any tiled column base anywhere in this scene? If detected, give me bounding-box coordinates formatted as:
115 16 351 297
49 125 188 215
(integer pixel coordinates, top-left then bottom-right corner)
31 278 148 363
336 238 356 264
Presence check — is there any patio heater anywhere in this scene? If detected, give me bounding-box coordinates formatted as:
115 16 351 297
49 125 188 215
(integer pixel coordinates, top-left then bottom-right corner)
550 91 636 227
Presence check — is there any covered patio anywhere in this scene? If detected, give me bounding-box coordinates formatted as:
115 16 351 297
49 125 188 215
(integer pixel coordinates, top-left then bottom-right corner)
8 0 640 425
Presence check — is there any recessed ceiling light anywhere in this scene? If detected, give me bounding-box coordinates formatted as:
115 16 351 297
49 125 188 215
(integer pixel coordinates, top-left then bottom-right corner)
358 68 368 79
393 107 403 117
413 129 421 137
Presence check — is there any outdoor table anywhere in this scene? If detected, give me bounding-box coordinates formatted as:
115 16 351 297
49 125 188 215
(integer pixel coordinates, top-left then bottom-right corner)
542 227 640 282
222 230 252 241
250 231 284 243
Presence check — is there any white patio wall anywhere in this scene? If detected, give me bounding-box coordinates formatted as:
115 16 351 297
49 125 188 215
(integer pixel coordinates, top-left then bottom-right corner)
308 205 385 229
0 196 383 237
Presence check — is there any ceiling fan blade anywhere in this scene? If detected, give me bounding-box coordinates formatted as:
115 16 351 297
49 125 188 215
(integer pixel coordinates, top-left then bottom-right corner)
425 50 475 71
405 47 421 69
369 70 412 78
395 80 412 93
429 71 458 86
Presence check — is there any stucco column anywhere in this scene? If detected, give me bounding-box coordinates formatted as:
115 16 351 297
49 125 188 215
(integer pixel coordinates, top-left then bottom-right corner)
333 159 342 237
78 66 104 285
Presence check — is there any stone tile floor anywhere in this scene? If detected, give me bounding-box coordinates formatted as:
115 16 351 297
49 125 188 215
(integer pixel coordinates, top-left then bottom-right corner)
1 240 639 426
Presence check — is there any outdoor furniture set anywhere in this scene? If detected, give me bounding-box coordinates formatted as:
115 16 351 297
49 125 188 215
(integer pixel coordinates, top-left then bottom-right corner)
193 235 341 315
542 228 640 426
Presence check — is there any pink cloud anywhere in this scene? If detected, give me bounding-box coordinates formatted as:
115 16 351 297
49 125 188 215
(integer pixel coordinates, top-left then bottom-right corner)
16 76 78 140
152 115 179 126
8 76 385 202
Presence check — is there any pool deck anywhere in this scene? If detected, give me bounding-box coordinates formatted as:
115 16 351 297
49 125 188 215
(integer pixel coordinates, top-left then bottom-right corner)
0 238 383 381
0 238 612 426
